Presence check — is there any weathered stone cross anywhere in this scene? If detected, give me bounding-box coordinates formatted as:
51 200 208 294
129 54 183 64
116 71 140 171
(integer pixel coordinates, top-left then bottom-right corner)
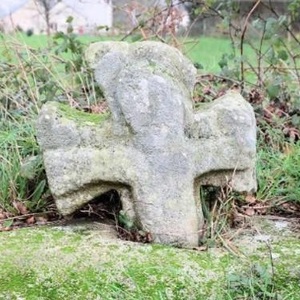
37 41 256 247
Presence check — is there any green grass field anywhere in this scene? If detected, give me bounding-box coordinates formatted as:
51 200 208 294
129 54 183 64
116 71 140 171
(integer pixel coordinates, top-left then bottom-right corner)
1 221 300 299
184 36 233 71
1 33 233 72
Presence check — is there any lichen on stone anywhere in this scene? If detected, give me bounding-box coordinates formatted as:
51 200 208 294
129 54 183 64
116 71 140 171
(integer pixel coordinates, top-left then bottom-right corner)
56 102 110 125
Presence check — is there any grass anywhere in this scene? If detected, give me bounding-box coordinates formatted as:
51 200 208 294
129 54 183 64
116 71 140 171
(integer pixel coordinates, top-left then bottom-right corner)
0 31 295 72
0 33 234 72
0 221 300 299
184 36 233 72
0 31 299 213
0 30 300 299
0 32 110 49
257 143 300 202
0 115 47 212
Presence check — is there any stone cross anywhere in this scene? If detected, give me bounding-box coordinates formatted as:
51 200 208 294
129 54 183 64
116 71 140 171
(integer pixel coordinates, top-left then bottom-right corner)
36 41 256 248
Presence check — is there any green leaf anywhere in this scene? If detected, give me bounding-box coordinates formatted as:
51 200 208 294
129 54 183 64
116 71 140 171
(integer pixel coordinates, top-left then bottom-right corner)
118 210 134 230
3 219 13 228
278 15 287 27
267 48 278 64
266 84 280 99
218 54 228 69
66 16 73 24
252 19 264 30
291 114 300 127
293 97 300 110
131 34 143 42
96 25 109 31
278 50 288 61
31 180 46 203
194 63 203 69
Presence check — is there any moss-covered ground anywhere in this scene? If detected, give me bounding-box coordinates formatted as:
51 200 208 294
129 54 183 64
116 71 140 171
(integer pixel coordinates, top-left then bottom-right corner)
0 217 299 299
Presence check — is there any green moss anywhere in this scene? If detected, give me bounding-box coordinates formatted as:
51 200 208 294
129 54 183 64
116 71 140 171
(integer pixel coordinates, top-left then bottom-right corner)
1 225 300 299
61 246 76 253
57 102 110 125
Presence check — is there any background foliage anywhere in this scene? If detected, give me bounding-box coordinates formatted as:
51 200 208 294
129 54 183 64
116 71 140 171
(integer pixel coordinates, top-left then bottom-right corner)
0 0 299 231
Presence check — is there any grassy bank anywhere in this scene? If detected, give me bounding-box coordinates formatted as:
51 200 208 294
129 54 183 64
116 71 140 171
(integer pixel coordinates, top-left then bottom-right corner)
0 29 300 300
0 218 300 299
0 31 299 226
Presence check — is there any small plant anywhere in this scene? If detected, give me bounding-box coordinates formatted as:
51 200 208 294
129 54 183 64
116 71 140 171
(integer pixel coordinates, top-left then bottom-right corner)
199 183 241 251
227 263 277 299
52 17 105 109
257 141 300 203
0 115 50 214
26 29 34 37
0 23 106 225
226 244 278 299
117 210 152 243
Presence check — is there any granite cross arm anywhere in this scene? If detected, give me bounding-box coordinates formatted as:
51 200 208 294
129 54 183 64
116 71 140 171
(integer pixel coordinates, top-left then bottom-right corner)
36 41 256 248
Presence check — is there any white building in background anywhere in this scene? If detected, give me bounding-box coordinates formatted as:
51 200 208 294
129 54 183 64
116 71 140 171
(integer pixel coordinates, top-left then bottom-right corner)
0 0 113 34
64 0 112 30
0 0 29 18
48 1 88 34
0 0 41 33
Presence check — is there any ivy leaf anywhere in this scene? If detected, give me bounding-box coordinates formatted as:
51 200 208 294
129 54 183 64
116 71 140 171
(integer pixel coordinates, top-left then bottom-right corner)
266 84 280 99
194 63 203 69
252 19 264 30
3 219 13 228
218 54 228 69
278 15 287 27
291 115 300 127
278 50 288 61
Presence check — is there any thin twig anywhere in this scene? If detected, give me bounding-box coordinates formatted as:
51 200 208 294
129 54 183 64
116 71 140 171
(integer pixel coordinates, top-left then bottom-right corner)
240 0 262 91
0 211 56 223
257 17 267 87
120 2 181 42
217 233 242 257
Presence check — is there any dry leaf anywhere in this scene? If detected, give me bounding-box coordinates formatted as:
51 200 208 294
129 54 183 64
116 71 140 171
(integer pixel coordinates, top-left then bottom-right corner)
282 202 299 212
13 220 24 226
90 103 108 114
26 216 35 225
232 211 246 225
4 212 13 218
146 232 153 243
193 245 208 251
36 216 48 224
245 194 256 204
244 207 255 216
1 227 12 232
0 213 5 220
253 203 268 214
13 201 28 215
283 143 294 155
